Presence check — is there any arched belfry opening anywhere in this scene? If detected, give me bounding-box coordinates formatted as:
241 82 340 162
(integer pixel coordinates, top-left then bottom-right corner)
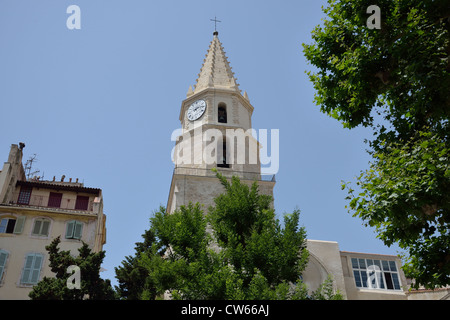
218 103 227 123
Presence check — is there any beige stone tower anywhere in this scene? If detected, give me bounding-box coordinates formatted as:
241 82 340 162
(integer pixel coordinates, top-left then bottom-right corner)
167 31 275 213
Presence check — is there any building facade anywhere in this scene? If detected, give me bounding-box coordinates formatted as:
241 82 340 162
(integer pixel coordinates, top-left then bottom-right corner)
0 143 107 300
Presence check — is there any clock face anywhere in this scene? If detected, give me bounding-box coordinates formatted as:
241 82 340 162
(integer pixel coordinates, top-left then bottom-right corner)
187 99 207 121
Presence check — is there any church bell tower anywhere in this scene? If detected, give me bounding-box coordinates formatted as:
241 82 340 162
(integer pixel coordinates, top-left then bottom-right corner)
167 31 275 213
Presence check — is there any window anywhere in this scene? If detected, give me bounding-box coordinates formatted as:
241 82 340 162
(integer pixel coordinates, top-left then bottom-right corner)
218 103 227 123
0 250 8 283
65 220 83 240
17 186 32 205
32 218 50 237
48 192 62 208
0 216 25 234
20 253 43 285
0 218 16 234
351 257 401 290
217 140 230 168
75 195 89 211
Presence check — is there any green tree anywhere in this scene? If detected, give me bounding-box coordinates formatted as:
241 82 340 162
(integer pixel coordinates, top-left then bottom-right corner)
343 131 450 289
29 236 116 300
303 0 450 288
115 228 159 300
303 0 449 149
132 172 342 300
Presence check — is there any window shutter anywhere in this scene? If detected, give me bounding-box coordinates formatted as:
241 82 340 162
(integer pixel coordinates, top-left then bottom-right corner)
33 219 50 236
21 254 35 284
75 196 89 211
48 192 62 208
0 219 7 233
30 254 43 284
13 216 26 234
73 222 83 240
0 251 8 281
65 221 75 239
21 253 43 284
32 220 42 235
41 220 50 236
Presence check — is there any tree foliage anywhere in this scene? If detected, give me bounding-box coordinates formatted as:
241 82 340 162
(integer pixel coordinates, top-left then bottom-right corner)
116 172 343 300
303 0 450 149
343 131 450 288
29 236 116 300
303 0 450 288
114 229 158 299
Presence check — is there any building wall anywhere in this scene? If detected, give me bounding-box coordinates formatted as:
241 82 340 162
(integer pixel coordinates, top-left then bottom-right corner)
167 171 275 214
0 210 99 299
302 240 347 298
300 241 418 300
0 144 106 300
406 288 450 300
0 144 26 204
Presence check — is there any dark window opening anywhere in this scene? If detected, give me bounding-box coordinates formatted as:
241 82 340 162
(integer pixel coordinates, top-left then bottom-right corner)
384 272 394 290
0 218 16 234
218 104 227 123
48 192 62 208
17 186 32 205
217 141 230 168
75 196 89 211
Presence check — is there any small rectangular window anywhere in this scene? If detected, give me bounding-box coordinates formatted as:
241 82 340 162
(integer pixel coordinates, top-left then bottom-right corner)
373 260 382 269
17 186 32 205
358 258 366 269
389 260 397 271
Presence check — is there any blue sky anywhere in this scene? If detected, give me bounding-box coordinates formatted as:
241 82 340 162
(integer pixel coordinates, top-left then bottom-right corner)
0 0 401 287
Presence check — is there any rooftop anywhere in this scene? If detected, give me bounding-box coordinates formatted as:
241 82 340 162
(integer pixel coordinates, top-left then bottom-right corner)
16 179 101 195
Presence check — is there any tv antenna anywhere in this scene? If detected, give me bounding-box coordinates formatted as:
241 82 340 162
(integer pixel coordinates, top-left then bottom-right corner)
24 154 42 180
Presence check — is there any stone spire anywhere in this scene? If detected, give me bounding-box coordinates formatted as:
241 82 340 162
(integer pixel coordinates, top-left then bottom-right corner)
193 32 240 94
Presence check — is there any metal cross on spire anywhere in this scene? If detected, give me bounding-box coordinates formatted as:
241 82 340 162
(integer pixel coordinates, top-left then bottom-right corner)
210 16 221 33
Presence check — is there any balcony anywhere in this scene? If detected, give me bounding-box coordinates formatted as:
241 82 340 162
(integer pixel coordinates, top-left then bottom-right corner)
9 192 95 213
